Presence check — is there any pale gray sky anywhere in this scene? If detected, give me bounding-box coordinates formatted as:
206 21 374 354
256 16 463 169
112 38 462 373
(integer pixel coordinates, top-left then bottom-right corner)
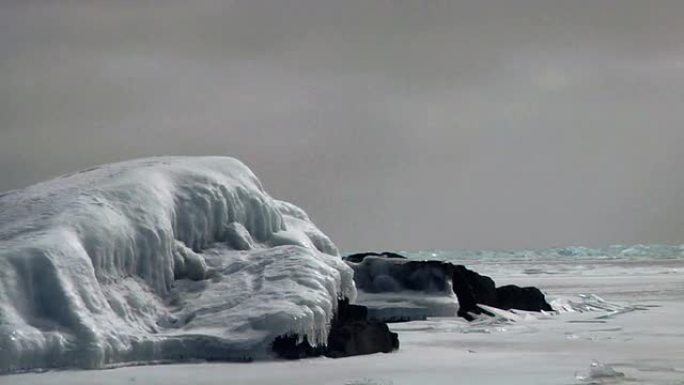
1 0 683 251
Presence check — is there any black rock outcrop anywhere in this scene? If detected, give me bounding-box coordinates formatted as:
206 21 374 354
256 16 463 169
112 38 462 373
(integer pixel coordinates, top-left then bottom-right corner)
272 251 553 360
495 285 554 312
272 298 399 359
326 317 399 357
271 335 324 359
452 265 497 320
344 251 407 263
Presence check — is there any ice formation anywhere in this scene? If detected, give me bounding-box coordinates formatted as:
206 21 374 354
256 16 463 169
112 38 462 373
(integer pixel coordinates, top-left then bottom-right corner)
0 156 356 373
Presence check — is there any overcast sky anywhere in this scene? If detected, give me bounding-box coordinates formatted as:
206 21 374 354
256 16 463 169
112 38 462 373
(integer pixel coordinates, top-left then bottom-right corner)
1 1 683 251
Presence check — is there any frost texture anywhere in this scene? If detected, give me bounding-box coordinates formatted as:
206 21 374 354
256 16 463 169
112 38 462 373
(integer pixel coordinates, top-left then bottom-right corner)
0 156 356 372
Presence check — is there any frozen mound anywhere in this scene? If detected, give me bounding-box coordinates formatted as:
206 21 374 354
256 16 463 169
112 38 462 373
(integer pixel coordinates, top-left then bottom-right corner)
0 156 356 373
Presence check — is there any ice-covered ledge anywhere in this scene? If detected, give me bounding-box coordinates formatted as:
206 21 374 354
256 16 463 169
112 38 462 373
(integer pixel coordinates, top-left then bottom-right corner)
0 156 356 373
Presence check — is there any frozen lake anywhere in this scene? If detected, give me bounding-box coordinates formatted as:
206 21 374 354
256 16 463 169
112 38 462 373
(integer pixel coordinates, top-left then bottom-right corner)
5 251 683 385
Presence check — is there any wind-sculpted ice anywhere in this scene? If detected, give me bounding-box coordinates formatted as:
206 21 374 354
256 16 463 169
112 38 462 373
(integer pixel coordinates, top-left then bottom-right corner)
550 294 641 314
0 157 356 373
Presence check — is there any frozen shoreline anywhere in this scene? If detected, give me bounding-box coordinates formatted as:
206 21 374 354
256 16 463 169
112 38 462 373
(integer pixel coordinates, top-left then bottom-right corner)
6 256 683 385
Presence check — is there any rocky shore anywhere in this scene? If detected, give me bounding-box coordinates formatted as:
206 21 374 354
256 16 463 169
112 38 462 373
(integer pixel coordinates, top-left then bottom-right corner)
273 251 552 359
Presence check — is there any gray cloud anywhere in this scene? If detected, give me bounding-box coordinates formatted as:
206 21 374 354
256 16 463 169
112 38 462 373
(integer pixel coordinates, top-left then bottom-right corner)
2 0 683 251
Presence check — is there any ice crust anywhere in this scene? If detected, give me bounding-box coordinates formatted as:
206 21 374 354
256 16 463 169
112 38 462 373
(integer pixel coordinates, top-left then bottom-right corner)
0 156 356 372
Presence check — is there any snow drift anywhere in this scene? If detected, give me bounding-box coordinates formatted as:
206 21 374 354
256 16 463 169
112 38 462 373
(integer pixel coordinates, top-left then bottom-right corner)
0 156 355 373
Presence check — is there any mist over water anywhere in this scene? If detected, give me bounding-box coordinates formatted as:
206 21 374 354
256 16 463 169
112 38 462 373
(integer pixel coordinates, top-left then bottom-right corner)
2 1 683 250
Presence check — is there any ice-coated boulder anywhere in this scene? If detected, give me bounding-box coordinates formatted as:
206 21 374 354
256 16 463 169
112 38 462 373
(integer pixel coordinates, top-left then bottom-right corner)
0 156 357 372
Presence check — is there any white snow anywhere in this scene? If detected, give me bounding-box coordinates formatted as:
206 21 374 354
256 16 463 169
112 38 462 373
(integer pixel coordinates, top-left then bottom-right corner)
0 156 355 373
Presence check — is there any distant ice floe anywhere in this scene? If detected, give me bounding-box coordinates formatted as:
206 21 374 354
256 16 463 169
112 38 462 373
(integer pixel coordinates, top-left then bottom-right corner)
409 245 684 264
0 157 355 373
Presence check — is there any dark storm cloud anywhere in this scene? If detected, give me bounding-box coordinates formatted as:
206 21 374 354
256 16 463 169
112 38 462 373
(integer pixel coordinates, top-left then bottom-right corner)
1 0 683 251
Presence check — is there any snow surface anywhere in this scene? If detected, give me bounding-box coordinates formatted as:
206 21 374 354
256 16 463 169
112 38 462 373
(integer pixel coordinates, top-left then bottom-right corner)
5 247 683 385
0 156 356 373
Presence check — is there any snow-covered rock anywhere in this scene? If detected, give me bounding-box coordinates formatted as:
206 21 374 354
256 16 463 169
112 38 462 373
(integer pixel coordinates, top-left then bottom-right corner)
0 156 356 373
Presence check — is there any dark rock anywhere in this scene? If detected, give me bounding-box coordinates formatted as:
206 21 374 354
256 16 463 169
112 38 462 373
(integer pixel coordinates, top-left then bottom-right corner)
462 268 498 307
451 266 485 320
326 320 399 358
336 297 368 323
495 285 553 312
271 298 399 359
326 298 398 357
368 311 426 323
451 265 498 320
271 334 324 360
344 251 407 263
380 252 408 260
344 252 382 263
